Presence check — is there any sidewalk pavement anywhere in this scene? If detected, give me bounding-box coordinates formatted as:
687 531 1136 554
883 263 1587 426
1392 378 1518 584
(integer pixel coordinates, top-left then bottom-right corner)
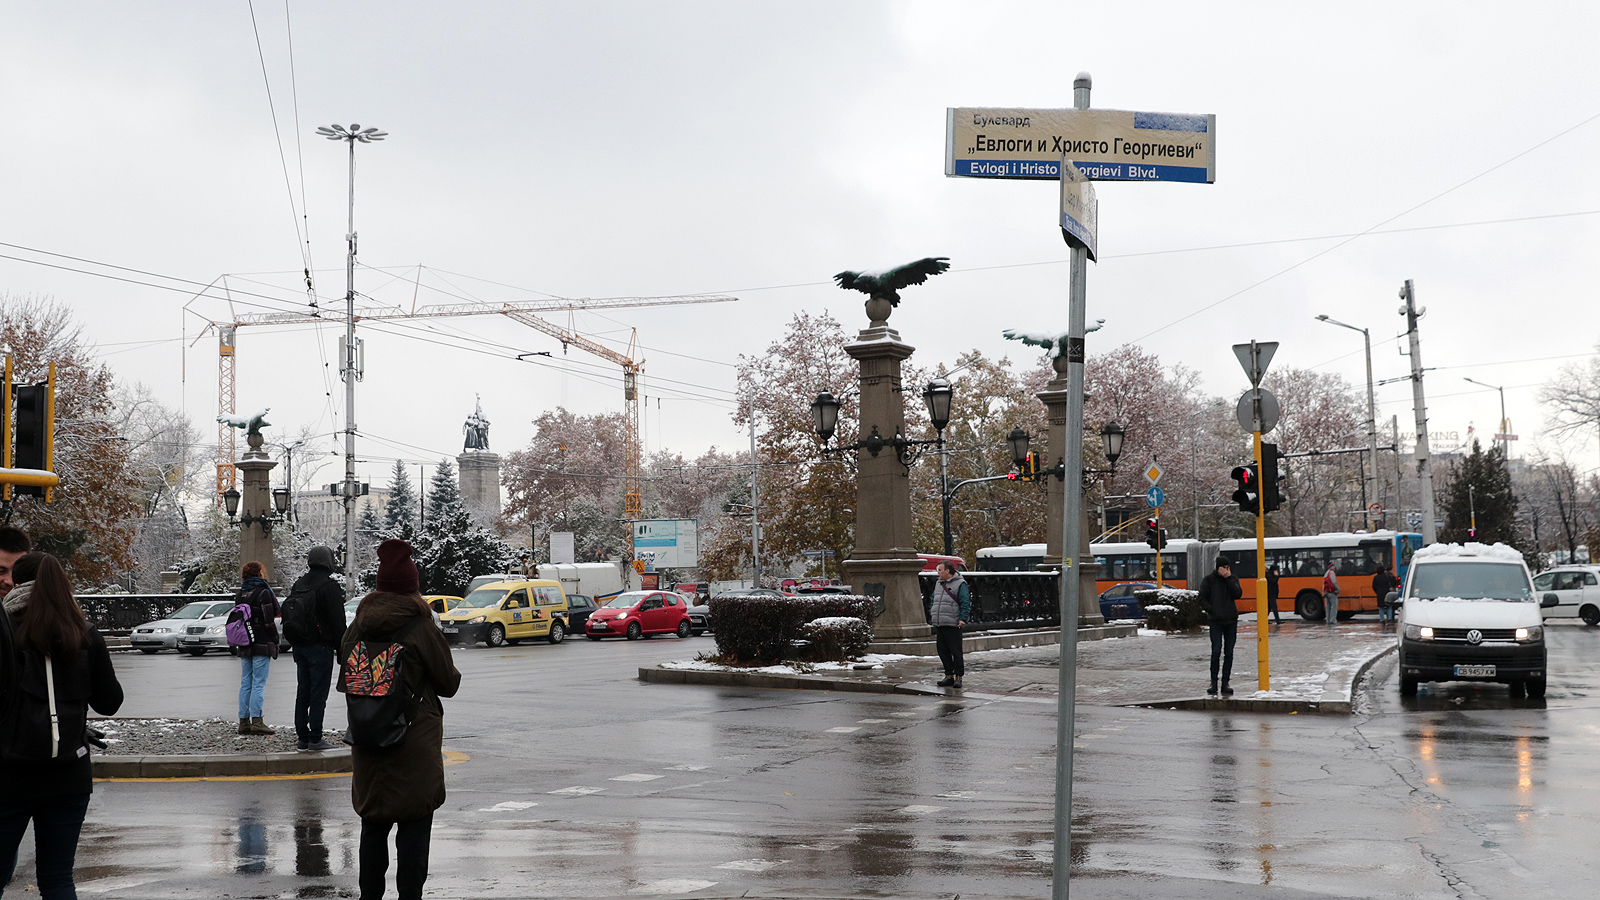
642 618 1398 714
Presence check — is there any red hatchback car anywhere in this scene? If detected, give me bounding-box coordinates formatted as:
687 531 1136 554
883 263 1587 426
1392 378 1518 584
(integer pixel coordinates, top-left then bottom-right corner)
585 590 693 641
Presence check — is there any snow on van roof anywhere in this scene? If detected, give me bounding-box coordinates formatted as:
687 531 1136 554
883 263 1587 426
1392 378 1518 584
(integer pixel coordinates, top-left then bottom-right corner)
1413 542 1525 562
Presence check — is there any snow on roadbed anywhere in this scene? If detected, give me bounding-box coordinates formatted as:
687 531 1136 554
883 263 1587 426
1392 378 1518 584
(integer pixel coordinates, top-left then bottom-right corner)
659 653 914 675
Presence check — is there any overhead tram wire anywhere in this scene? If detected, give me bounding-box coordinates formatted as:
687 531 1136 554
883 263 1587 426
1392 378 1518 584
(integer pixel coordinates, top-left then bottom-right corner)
246 0 315 305
1127 107 1600 343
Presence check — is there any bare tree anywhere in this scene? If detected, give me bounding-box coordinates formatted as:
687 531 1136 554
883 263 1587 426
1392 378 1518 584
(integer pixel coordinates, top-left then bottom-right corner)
1539 345 1600 469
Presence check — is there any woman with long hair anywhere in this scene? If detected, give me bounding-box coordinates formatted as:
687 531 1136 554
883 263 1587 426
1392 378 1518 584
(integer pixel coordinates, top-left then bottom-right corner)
343 539 460 900
1 553 124 899
235 561 280 735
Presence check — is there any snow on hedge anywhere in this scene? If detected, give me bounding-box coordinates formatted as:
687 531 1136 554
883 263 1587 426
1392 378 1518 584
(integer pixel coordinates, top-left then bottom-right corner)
808 616 867 628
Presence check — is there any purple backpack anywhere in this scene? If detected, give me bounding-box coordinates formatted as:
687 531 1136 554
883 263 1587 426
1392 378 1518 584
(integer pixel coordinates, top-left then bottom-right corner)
225 601 257 647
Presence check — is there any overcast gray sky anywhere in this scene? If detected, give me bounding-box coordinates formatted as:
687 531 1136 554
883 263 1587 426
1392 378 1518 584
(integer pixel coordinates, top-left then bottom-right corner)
3 2 1597 493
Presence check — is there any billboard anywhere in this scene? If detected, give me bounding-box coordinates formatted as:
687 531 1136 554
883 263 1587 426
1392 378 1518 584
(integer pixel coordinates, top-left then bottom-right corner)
633 519 699 570
946 107 1215 183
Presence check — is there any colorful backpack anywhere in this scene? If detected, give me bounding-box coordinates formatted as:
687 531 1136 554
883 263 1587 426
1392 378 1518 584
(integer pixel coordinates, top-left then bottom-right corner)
338 618 422 749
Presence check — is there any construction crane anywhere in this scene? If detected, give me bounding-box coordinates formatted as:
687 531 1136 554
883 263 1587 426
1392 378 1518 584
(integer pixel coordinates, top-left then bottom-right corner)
200 292 733 551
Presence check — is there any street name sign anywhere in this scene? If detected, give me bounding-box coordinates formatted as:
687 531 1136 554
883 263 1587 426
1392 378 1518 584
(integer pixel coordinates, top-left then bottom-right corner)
947 107 1216 183
1059 160 1099 260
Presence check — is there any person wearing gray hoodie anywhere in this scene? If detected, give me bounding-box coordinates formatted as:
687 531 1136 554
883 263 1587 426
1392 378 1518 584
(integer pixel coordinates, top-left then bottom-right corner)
929 562 971 689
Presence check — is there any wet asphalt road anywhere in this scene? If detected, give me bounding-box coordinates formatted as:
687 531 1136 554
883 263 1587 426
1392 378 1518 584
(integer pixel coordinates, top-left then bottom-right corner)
15 625 1600 899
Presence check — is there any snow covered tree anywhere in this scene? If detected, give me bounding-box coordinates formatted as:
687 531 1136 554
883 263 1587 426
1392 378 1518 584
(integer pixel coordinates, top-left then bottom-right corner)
414 459 517 595
380 460 418 541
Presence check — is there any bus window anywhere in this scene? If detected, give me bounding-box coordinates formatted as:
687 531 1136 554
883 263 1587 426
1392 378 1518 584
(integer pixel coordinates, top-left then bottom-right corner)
1331 547 1367 577
1161 554 1184 582
1228 550 1258 580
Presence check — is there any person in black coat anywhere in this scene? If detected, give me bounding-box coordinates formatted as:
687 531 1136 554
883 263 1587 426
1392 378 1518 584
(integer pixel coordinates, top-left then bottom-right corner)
1372 564 1399 624
1198 557 1244 696
1 553 124 900
290 545 348 752
1266 565 1282 624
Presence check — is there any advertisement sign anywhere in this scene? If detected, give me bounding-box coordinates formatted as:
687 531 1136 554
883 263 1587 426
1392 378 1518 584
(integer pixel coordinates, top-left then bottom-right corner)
633 518 699 570
1059 160 1098 260
549 531 575 565
947 107 1215 183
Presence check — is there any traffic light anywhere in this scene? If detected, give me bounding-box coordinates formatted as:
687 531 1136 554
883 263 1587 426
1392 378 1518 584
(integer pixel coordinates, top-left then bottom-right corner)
1011 451 1039 482
1026 450 1043 482
12 384 49 498
1158 528 1169 550
1260 443 1286 512
1230 464 1259 514
1144 518 1160 549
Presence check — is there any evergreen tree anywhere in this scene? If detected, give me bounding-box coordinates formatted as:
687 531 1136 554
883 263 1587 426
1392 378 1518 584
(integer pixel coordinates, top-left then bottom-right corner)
1439 440 1523 550
415 458 517 595
381 460 418 541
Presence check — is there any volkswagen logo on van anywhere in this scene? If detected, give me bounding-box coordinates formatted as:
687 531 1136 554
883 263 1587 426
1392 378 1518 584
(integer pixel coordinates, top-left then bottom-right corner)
1466 629 1483 644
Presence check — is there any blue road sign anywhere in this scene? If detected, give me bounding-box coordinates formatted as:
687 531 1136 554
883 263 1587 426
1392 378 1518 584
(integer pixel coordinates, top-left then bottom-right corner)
1146 486 1165 507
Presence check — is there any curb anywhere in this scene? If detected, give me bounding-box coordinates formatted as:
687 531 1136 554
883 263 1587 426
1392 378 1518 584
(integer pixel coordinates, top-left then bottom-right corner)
93 747 353 778
865 623 1137 656
1127 641 1397 715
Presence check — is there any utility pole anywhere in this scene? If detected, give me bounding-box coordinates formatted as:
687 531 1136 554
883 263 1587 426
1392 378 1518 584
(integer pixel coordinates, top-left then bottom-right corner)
318 123 386 571
1399 279 1437 544
748 395 761 587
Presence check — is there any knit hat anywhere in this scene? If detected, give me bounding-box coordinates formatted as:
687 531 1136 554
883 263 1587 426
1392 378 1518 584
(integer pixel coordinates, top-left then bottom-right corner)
1215 557 1234 570
375 539 420 594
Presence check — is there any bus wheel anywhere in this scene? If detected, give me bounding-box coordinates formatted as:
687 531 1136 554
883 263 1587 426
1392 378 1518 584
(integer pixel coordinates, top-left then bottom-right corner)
1295 591 1324 620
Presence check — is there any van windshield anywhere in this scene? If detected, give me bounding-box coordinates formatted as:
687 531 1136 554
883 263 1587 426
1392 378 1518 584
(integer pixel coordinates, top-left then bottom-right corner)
458 589 510 609
1407 562 1533 601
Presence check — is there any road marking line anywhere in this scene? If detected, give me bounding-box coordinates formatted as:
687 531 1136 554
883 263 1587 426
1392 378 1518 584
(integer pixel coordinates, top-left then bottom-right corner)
716 858 787 872
857 718 890 723
794 843 840 850
611 773 665 782
897 805 946 814
664 764 707 771
889 712 921 717
936 790 979 800
479 800 539 811
630 879 718 894
825 726 861 733
549 786 606 795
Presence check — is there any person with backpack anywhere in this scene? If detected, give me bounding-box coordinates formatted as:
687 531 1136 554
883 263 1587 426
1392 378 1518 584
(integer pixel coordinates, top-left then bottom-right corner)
233 561 280 736
1323 561 1341 625
341 539 460 900
283 546 347 752
1 552 124 900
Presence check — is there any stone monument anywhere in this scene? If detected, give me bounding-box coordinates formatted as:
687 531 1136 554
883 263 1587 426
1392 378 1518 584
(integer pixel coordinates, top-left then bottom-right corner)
457 395 502 526
218 410 279 581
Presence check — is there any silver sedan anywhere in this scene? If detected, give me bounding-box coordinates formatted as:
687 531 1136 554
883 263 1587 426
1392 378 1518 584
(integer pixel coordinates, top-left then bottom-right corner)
131 600 235 653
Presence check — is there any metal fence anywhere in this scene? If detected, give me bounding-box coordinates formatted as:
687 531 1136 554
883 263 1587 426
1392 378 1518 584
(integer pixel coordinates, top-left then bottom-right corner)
74 594 235 634
919 571 1060 630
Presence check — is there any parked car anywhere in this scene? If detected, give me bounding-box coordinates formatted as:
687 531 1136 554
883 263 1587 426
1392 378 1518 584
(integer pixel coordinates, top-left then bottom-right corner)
132 600 235 653
586 590 692 640
1397 543 1556 697
1097 582 1156 621
793 585 853 596
440 579 571 647
563 594 599 633
686 600 712 636
1532 566 1600 625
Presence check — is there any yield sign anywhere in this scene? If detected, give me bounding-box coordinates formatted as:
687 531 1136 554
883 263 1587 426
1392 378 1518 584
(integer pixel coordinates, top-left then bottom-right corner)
1232 341 1278 387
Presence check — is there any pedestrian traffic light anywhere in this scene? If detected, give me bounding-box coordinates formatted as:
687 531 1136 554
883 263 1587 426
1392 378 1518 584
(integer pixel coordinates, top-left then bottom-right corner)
1260 443 1287 513
1230 464 1259 514
1145 518 1160 549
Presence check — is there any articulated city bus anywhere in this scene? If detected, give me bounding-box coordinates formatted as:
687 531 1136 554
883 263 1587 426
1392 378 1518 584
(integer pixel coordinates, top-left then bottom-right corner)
1217 531 1425 619
1090 540 1201 592
975 543 1047 572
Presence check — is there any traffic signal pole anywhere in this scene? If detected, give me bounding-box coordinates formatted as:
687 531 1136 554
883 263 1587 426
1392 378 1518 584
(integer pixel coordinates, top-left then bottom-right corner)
1153 509 1163 589
1253 429 1269 692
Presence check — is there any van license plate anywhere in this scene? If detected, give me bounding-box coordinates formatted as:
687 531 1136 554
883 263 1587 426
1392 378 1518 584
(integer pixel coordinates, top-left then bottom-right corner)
1455 665 1495 677
441 626 458 634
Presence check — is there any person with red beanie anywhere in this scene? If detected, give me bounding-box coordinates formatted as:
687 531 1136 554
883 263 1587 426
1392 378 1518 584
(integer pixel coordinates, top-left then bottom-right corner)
343 539 461 900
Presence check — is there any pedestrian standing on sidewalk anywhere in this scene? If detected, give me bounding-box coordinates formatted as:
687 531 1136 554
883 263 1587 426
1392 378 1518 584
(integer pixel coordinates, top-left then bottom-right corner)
1323 561 1340 624
345 539 461 900
0 524 32 600
1199 557 1243 695
235 561 280 736
283 546 346 752
929 561 970 689
1 553 124 900
1266 565 1282 624
1372 564 1398 624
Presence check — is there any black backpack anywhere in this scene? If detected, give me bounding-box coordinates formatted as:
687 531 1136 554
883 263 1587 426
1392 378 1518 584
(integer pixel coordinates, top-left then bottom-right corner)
0 643 92 763
338 618 423 750
280 578 324 646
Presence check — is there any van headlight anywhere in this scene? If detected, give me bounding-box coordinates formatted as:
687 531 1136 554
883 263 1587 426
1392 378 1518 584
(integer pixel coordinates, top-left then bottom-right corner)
1515 626 1543 643
1404 625 1433 641
468 616 486 625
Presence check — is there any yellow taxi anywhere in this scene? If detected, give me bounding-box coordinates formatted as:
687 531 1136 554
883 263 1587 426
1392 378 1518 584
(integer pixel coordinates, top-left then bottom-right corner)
438 579 570 647
425 595 465 616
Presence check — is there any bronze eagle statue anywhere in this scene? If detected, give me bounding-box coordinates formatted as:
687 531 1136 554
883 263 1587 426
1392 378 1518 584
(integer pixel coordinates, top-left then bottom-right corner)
833 257 950 306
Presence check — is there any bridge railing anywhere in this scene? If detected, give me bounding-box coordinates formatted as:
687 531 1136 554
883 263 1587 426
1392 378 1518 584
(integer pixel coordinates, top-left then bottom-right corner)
73 594 236 634
918 571 1061 630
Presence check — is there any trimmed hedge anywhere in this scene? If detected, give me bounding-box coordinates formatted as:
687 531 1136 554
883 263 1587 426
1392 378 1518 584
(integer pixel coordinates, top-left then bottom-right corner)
796 616 872 662
1136 588 1203 632
708 594 874 664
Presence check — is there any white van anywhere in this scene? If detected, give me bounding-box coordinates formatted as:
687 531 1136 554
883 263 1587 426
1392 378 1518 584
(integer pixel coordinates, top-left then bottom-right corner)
1396 543 1557 697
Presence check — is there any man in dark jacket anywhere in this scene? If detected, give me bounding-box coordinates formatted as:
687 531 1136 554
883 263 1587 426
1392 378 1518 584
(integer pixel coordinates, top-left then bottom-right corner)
1199 557 1244 696
1372 564 1399 624
290 546 347 752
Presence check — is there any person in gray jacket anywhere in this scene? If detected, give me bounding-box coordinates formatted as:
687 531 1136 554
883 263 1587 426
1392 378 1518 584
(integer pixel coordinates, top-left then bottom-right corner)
930 562 971 689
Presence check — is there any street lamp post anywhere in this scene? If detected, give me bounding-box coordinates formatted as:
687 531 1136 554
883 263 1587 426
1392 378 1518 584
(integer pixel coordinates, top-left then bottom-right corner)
317 123 386 572
1463 377 1508 460
1316 314 1379 530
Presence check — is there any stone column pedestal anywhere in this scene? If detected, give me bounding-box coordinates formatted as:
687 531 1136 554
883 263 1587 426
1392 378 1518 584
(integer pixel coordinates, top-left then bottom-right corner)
1036 370 1105 626
457 451 503 526
234 434 279 582
842 324 931 641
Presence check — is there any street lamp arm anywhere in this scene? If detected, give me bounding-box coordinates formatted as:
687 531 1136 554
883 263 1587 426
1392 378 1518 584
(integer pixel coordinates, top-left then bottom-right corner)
944 473 1014 502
